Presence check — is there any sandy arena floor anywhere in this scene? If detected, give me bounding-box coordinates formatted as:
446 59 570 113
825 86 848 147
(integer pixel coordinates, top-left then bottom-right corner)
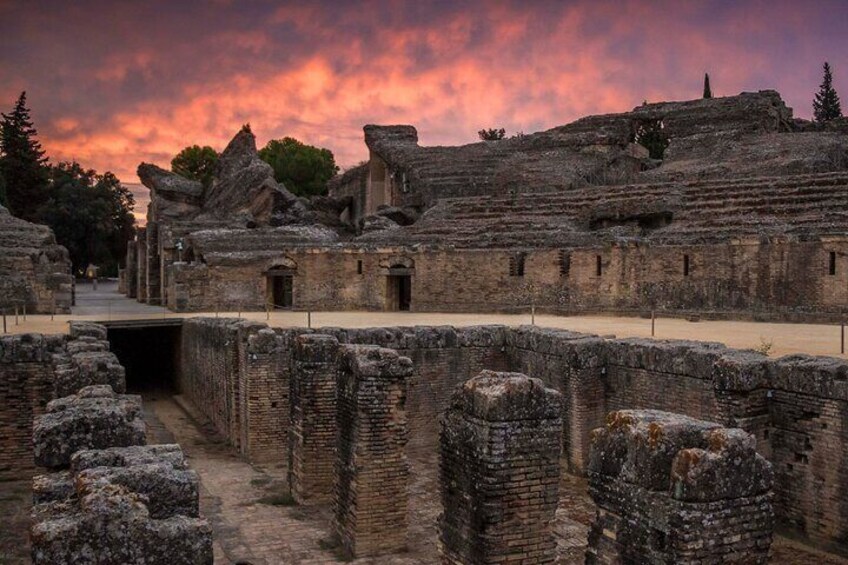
3 281 845 359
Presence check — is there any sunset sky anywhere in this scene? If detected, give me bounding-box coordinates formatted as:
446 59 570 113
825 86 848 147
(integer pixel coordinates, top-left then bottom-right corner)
2 0 847 217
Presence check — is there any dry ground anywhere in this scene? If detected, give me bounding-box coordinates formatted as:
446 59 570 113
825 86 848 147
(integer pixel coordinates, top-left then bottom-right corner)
3 281 846 359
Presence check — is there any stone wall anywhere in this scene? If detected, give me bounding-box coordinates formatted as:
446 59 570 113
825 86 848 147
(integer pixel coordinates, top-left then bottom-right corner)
0 205 73 314
159 238 848 322
439 371 563 564
586 410 774 563
0 322 127 479
169 319 848 553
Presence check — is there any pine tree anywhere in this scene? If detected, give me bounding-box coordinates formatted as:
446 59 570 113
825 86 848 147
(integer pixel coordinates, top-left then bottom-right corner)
813 62 843 123
703 73 713 99
0 92 49 221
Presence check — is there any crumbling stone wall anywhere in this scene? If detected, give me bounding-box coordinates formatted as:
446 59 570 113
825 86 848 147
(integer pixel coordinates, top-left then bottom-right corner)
289 334 339 504
0 323 127 479
0 205 73 314
333 345 412 558
31 442 213 563
439 371 563 564
586 410 774 564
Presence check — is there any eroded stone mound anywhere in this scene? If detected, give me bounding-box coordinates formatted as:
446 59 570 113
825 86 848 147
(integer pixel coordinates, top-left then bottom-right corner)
586 409 774 564
33 385 146 469
31 444 211 565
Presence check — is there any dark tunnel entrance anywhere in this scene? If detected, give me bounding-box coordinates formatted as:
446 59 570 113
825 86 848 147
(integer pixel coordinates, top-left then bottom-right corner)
106 322 183 395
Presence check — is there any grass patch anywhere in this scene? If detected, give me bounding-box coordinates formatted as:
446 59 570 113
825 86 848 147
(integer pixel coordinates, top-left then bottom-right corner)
256 492 295 506
318 537 353 562
249 476 272 487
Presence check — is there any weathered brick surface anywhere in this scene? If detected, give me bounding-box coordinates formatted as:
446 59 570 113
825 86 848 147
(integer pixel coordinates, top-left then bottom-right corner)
586 410 774 564
240 327 287 462
333 344 412 559
439 371 563 564
289 333 339 504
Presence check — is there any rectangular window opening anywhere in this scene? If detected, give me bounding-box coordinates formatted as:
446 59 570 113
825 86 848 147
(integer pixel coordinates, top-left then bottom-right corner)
509 253 526 277
683 254 690 277
357 260 363 275
596 255 602 277
559 251 571 277
829 251 836 276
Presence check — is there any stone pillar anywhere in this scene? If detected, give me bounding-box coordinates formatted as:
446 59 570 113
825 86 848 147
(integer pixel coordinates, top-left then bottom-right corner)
290 334 339 504
332 345 412 559
125 240 137 298
585 410 774 564
438 371 563 565
145 222 160 305
136 227 147 303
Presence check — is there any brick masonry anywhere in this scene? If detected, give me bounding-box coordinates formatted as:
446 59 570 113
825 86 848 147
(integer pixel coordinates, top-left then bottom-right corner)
333 344 413 559
169 319 848 555
289 333 339 504
439 371 563 564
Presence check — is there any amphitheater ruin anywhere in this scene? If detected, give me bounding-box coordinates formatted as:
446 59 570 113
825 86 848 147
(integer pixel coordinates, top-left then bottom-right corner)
1 90 848 563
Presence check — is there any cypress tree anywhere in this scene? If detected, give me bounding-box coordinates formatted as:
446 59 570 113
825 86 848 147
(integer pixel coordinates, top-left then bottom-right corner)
0 92 49 221
0 170 6 208
813 62 843 123
703 73 713 99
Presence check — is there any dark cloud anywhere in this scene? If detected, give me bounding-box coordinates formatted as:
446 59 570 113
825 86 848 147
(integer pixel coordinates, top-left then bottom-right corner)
0 0 845 185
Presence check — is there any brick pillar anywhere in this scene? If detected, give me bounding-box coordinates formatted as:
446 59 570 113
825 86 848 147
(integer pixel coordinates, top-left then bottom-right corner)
333 345 412 559
438 371 563 565
125 240 137 298
240 328 287 463
289 334 339 504
585 410 774 564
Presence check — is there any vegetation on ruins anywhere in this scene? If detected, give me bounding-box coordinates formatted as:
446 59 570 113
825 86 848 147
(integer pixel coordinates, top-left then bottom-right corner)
478 128 506 141
0 92 49 222
633 119 670 159
0 92 135 277
703 73 713 99
813 62 843 123
171 145 219 188
39 162 135 277
258 137 338 197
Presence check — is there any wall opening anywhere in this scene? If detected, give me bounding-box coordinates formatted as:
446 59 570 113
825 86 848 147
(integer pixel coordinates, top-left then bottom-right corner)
559 251 571 277
683 254 690 276
357 260 363 275
266 268 295 309
829 251 836 276
509 253 526 277
596 255 603 277
107 324 182 395
388 275 412 311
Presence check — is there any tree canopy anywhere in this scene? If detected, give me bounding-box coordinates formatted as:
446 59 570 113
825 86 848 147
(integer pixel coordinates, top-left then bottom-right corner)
0 91 49 221
171 145 219 188
478 128 506 141
39 162 135 276
813 62 843 123
258 137 338 197
703 73 713 99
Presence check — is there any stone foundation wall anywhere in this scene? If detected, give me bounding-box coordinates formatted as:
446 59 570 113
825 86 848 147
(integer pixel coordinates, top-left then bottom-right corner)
169 319 848 553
